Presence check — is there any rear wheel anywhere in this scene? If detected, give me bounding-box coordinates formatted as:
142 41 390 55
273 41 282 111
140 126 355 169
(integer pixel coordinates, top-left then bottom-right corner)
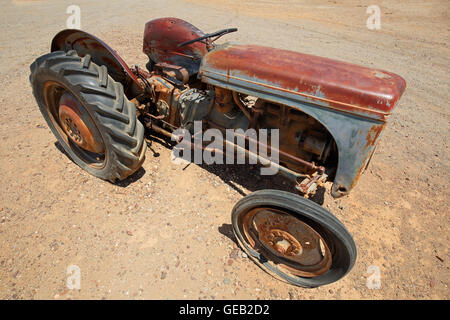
232 189 356 287
30 50 146 182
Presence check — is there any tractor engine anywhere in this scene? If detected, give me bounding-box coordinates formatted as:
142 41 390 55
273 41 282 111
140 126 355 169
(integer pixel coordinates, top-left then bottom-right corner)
140 68 249 134
138 68 335 175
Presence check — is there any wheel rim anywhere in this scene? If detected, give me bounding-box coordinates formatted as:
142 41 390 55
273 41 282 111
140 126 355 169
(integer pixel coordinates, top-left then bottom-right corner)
42 81 106 168
241 207 332 277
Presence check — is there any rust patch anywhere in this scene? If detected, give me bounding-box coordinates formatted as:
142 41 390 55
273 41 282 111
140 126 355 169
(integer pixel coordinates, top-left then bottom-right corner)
366 123 386 147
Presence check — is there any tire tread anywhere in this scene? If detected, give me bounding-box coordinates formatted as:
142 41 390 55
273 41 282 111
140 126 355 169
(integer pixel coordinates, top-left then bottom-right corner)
30 51 146 182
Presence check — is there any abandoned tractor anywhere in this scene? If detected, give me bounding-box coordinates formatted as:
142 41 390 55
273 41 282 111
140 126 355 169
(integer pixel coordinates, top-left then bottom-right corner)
29 17 406 287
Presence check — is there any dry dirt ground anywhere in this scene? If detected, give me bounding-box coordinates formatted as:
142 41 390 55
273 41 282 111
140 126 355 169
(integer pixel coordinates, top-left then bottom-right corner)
0 0 448 300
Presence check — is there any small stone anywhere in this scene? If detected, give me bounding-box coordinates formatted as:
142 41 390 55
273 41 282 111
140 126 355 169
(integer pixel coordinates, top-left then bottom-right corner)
229 248 240 259
126 230 133 236
160 271 167 280
242 252 248 258
269 289 276 298
223 278 231 285
288 291 295 300
430 278 436 288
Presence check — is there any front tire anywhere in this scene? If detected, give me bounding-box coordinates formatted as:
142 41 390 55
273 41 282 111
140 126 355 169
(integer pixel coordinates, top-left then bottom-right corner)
30 50 146 182
232 189 357 287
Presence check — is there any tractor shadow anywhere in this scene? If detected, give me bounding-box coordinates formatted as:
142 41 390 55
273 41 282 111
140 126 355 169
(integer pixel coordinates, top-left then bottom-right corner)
116 167 146 187
55 132 326 201
54 141 146 187
145 132 326 205
197 161 326 205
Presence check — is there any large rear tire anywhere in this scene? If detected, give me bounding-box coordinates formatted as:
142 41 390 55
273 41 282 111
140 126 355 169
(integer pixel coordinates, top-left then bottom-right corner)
30 50 146 182
232 189 357 288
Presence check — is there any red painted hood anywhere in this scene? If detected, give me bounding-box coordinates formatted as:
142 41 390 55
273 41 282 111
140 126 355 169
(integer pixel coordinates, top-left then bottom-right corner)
201 44 406 118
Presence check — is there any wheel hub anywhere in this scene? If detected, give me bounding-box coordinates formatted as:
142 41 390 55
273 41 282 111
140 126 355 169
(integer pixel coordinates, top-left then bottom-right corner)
242 208 332 277
265 229 302 256
63 117 82 143
58 92 105 154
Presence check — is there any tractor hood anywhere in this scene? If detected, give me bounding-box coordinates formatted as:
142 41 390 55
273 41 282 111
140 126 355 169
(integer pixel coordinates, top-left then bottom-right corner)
199 43 406 121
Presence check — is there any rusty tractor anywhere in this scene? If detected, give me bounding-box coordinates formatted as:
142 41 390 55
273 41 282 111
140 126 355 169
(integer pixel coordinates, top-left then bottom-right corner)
29 18 406 287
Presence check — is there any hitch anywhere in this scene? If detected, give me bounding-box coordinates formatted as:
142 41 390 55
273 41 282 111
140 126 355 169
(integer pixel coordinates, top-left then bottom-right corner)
295 171 328 198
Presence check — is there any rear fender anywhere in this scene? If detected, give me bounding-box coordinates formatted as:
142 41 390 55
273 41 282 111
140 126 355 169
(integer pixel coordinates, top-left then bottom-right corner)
51 29 143 99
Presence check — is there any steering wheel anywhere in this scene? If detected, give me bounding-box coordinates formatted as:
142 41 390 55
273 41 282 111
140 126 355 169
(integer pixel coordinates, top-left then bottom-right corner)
177 28 238 48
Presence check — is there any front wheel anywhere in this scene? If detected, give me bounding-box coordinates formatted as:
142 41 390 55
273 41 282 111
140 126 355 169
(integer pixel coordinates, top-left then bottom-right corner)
232 189 356 287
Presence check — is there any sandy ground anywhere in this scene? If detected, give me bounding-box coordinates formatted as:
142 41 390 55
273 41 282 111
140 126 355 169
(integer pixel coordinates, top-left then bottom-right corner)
0 0 448 299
